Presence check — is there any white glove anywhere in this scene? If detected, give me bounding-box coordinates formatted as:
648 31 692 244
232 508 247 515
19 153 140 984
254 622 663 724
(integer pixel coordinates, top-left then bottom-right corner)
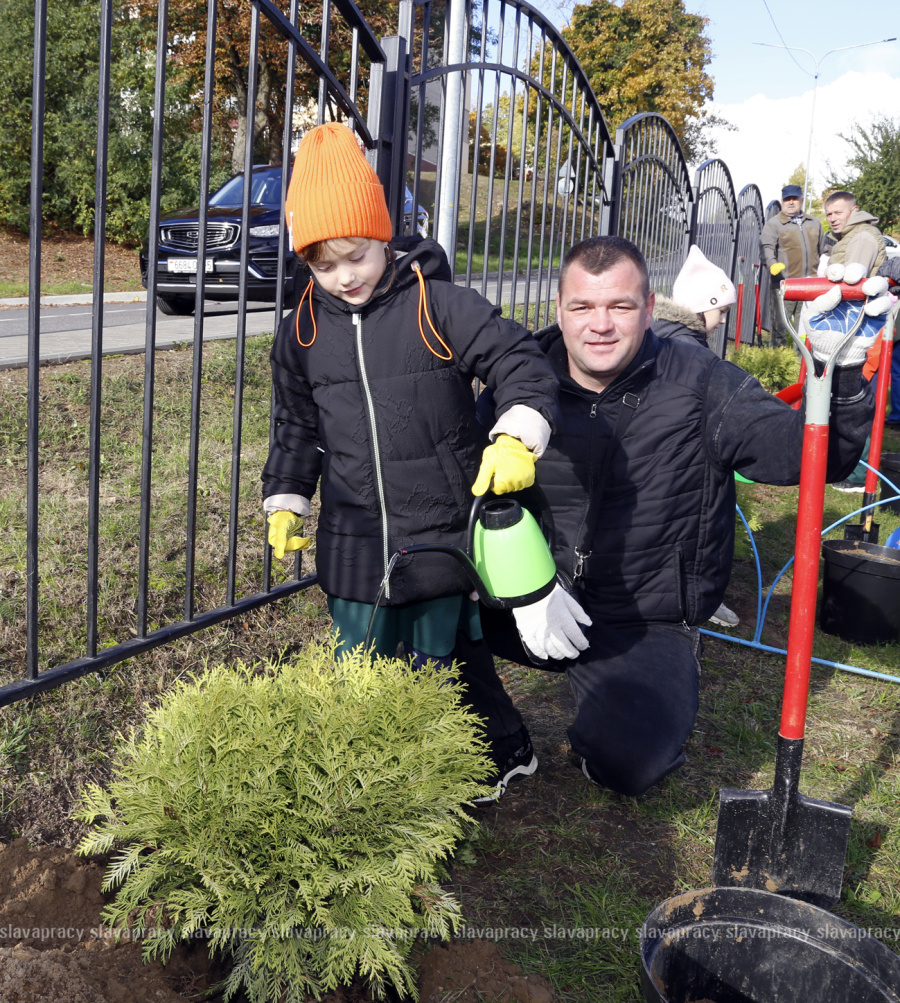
512 583 592 661
843 261 867 286
863 275 889 297
861 276 893 317
825 261 846 283
865 294 894 317
811 285 842 314
802 301 880 366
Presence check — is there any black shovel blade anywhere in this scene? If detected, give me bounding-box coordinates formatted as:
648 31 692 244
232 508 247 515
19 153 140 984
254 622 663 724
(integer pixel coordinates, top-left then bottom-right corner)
712 786 852 910
845 521 880 544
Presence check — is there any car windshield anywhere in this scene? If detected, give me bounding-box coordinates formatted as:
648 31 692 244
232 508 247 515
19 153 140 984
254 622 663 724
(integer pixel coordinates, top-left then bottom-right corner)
209 170 283 208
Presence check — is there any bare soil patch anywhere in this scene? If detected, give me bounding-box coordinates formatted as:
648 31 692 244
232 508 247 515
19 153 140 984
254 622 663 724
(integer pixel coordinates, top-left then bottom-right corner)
0 225 143 294
0 791 560 1003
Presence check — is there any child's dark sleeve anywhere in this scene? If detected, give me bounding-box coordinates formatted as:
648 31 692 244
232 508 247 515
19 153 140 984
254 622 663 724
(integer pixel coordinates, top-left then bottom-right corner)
261 320 323 502
430 283 558 430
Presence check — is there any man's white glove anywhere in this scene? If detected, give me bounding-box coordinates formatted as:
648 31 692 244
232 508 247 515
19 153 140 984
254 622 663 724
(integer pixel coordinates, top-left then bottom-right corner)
512 582 592 661
801 301 881 366
825 261 867 286
813 261 879 315
811 284 842 314
861 275 893 316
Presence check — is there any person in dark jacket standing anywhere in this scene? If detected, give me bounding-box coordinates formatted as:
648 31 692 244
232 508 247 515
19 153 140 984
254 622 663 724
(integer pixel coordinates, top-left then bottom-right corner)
261 123 558 794
759 184 827 347
464 235 874 798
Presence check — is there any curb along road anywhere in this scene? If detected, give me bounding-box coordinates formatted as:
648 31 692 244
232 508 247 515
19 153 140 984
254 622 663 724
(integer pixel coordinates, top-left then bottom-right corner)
0 291 147 308
0 291 285 370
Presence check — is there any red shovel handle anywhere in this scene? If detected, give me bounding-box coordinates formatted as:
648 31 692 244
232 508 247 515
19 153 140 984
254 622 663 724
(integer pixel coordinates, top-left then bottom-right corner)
781 422 830 740
782 277 867 301
865 337 894 494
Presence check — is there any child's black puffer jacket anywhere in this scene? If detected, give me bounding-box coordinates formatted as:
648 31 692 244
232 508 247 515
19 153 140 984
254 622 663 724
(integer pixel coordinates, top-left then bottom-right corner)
262 236 558 606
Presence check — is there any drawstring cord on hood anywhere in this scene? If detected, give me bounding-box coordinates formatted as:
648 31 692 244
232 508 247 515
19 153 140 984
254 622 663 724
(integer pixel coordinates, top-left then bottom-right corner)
293 262 453 362
295 278 317 348
413 261 453 360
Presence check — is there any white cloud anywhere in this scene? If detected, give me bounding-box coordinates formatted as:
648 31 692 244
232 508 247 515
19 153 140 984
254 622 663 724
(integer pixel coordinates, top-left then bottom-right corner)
706 70 900 208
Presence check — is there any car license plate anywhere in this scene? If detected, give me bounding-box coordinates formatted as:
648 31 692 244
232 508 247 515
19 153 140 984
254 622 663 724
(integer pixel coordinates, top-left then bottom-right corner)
168 258 214 273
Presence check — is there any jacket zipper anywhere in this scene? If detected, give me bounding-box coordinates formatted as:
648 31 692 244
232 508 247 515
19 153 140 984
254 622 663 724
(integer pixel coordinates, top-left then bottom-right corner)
353 313 392 599
572 399 598 580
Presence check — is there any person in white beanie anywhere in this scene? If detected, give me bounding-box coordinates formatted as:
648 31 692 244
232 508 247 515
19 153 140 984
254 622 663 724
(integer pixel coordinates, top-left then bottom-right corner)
653 244 740 628
653 244 737 349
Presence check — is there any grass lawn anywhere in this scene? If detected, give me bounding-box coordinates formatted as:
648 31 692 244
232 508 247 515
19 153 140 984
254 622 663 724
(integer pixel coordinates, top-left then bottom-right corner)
2 338 900 1000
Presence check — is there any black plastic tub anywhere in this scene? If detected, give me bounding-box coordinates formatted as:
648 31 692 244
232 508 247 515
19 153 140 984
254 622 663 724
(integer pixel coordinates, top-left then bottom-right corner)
820 539 900 644
640 886 900 1003
880 453 900 515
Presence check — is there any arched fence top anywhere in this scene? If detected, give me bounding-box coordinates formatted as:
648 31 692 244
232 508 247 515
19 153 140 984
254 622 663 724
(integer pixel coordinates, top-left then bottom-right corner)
690 158 737 260
402 0 616 328
257 0 384 146
611 112 694 296
738 184 764 216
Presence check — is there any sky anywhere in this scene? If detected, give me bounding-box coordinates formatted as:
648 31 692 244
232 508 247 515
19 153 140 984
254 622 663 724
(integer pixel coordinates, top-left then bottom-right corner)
529 0 900 209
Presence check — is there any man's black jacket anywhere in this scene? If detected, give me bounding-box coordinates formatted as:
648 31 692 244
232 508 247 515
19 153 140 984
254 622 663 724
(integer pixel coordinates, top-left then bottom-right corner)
479 326 873 627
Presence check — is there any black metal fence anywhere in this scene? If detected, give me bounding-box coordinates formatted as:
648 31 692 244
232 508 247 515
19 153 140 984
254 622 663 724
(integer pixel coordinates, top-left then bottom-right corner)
5 0 770 706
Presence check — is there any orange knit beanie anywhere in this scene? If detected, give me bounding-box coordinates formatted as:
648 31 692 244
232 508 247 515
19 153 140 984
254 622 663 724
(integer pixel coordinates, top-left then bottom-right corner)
285 122 392 254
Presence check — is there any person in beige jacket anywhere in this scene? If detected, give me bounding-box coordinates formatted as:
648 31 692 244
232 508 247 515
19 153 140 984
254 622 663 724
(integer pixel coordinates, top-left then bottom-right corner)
822 191 886 278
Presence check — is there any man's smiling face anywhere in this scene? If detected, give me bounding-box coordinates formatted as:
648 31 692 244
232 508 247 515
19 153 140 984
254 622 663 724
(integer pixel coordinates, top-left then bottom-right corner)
556 258 655 393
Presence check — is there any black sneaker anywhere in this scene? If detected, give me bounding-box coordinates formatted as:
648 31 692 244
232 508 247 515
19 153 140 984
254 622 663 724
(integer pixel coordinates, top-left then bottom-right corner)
473 727 538 803
831 479 866 493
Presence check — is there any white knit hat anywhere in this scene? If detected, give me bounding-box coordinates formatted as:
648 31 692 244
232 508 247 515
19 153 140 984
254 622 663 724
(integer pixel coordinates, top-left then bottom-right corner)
672 245 736 314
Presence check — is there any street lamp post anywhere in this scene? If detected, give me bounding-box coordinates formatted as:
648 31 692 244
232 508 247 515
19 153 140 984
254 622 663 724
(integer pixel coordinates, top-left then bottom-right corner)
754 38 896 209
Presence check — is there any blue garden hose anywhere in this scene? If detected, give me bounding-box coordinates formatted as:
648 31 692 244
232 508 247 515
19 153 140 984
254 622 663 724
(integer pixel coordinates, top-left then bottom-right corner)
701 460 900 685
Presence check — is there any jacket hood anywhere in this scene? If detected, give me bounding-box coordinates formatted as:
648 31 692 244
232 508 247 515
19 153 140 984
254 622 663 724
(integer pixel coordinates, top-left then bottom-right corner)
652 296 706 336
391 235 453 283
300 235 452 314
844 207 880 229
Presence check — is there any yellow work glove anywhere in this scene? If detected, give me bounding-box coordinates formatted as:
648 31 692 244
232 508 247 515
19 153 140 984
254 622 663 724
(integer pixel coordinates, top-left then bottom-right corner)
770 262 785 277
267 510 312 559
472 434 536 496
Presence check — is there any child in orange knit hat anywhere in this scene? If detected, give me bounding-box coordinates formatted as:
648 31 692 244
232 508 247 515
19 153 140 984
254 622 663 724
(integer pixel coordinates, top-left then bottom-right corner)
262 124 569 793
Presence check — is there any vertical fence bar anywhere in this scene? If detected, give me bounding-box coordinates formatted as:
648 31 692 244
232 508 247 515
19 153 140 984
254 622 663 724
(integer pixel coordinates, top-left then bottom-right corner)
227 3 263 608
25 0 49 680
184 0 220 623
136 0 170 638
435 0 467 266
85 0 114 657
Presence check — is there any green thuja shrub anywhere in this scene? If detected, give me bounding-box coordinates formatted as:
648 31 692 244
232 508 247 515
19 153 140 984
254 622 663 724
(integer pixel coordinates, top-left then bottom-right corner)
75 642 494 1002
731 345 801 392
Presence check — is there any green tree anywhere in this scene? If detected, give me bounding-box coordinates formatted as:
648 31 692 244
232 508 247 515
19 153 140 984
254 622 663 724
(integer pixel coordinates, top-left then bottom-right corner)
0 0 220 243
148 0 399 175
829 116 900 232
561 0 715 160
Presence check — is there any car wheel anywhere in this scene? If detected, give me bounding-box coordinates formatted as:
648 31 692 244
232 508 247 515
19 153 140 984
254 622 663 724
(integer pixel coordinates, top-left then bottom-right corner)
157 294 196 316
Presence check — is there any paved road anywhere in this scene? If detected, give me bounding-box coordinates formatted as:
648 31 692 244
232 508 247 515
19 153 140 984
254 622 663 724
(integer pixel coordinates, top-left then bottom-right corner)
0 293 284 369
0 269 559 369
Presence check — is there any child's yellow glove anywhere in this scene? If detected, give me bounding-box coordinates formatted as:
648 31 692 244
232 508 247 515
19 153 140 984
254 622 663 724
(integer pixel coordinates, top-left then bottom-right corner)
267 511 312 559
472 434 536 496
770 262 785 277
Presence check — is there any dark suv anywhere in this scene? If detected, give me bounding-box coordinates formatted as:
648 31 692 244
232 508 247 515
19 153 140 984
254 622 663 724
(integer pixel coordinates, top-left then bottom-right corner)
140 166 295 315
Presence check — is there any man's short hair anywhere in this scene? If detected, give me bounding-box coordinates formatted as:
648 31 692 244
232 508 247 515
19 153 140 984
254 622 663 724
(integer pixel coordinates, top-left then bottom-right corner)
824 190 857 209
559 236 650 303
